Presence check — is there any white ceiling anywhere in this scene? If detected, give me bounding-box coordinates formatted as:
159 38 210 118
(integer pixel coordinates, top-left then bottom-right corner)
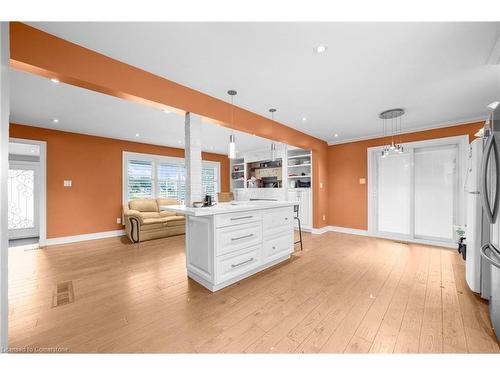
26 22 500 144
9 69 273 155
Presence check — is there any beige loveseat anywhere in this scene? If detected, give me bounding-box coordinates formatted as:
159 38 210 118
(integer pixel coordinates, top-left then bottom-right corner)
123 198 185 243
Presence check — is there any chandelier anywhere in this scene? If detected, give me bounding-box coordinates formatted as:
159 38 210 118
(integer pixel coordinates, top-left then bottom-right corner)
379 108 405 157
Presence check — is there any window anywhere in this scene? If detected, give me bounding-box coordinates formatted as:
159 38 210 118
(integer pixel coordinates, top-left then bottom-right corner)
123 152 220 203
158 163 185 200
127 160 153 199
202 164 219 200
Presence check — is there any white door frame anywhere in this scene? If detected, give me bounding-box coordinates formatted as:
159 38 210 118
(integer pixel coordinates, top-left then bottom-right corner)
367 135 468 246
9 138 47 246
0 21 9 352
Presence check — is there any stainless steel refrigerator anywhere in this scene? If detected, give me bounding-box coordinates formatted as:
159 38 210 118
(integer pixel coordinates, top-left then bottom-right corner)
479 102 500 341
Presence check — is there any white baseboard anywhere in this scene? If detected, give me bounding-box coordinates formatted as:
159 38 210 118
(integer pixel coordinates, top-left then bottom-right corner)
311 226 330 235
311 225 456 249
44 229 126 246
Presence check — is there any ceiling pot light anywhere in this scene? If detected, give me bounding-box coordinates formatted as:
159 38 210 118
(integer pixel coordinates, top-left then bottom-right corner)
302 116 307 122
314 44 328 54
162 108 171 114
52 118 59 123
227 90 238 159
334 133 339 138
135 133 140 137
50 78 59 83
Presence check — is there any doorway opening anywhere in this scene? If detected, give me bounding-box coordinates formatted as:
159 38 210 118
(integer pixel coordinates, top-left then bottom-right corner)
8 138 47 249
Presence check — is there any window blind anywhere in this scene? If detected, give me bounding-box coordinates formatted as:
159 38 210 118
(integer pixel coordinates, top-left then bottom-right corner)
202 166 218 199
127 160 153 200
157 163 184 200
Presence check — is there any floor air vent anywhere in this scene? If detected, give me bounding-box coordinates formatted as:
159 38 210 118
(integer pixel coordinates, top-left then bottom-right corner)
52 281 74 307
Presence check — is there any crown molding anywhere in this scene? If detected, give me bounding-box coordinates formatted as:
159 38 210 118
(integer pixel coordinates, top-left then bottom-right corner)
327 116 487 146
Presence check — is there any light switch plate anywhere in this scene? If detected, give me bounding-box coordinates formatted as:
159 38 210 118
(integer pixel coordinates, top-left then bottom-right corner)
63 180 72 187
116 218 121 224
359 178 366 185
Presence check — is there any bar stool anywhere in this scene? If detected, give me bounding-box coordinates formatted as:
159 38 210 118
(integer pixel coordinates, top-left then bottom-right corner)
294 204 303 251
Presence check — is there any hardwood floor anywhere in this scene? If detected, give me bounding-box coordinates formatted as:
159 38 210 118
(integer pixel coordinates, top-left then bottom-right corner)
8 231 500 353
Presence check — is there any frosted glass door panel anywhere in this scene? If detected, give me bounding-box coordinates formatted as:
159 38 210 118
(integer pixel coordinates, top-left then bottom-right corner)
414 146 457 240
377 153 411 235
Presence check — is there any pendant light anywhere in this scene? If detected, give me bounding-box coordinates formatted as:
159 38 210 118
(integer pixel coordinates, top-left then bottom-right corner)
269 108 277 161
227 90 237 159
379 108 405 158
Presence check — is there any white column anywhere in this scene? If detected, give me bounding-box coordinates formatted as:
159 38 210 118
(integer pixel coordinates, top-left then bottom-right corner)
0 22 10 352
184 112 203 205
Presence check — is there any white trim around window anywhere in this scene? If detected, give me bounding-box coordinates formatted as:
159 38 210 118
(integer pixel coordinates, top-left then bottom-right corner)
122 151 221 204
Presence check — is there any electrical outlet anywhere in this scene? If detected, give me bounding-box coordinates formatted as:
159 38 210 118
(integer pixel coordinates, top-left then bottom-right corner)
116 218 121 224
63 180 72 187
320 182 323 188
359 178 366 185
322 214 326 221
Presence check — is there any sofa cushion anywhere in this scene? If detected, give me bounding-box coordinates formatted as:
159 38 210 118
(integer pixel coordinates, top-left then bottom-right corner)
129 199 158 212
140 212 161 219
157 198 178 207
159 211 176 218
164 216 185 226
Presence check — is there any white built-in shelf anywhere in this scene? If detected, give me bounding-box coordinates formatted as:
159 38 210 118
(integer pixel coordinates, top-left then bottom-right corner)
232 163 244 166
232 178 245 181
288 175 311 179
288 154 311 160
288 163 311 168
232 170 244 173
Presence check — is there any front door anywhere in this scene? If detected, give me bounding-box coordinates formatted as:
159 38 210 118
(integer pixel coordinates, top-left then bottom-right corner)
8 162 39 239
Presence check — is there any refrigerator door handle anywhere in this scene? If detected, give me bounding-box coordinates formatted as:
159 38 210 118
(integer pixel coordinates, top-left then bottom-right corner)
480 134 500 223
480 243 500 269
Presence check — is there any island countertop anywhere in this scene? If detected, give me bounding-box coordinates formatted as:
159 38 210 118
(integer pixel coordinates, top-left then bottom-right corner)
159 200 296 216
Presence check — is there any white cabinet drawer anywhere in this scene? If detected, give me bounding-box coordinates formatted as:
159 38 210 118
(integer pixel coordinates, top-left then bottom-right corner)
216 222 262 256
216 245 261 283
262 207 294 238
263 232 293 264
215 210 261 228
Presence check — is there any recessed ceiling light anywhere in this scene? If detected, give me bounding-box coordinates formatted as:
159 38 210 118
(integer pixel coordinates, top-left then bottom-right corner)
52 118 59 123
135 133 140 137
314 45 328 54
178 140 182 144
334 133 339 138
302 116 307 122
162 109 171 114
50 78 60 83
488 101 499 110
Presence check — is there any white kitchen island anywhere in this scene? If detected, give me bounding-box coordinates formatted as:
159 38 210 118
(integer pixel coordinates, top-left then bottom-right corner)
160 201 296 292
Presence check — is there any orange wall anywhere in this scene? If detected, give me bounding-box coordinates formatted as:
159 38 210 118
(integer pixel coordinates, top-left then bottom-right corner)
10 123 230 239
328 122 484 230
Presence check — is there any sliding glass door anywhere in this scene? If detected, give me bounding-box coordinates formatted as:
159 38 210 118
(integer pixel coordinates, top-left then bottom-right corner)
376 152 411 236
414 145 457 241
369 136 465 245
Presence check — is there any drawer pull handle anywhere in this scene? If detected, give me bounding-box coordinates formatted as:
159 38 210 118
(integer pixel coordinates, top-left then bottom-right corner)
231 216 253 221
285 218 288 220
272 246 276 250
231 234 254 241
231 258 254 268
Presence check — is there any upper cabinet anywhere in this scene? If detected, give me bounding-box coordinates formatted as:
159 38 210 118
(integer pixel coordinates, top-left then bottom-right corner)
287 148 312 189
